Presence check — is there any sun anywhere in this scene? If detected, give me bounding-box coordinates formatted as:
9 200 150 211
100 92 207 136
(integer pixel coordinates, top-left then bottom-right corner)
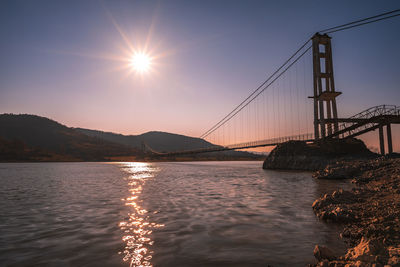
130 52 151 73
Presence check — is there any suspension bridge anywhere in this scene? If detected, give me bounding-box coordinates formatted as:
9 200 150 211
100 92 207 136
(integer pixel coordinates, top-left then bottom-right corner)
146 10 400 157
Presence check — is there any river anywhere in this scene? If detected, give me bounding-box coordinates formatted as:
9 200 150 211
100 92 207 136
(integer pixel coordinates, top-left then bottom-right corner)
0 161 349 266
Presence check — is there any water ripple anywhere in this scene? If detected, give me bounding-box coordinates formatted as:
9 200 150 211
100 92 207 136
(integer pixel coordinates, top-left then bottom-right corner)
0 162 351 267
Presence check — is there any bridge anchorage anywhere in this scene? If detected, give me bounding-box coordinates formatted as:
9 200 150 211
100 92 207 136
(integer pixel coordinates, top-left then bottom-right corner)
145 32 399 158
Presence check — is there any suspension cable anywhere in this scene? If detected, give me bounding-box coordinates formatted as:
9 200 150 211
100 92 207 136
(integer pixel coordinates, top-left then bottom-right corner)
322 13 400 34
202 46 312 139
199 38 311 138
319 9 400 33
200 8 400 140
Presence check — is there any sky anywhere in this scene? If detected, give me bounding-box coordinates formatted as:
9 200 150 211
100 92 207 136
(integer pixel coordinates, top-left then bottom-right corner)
1 0 399 147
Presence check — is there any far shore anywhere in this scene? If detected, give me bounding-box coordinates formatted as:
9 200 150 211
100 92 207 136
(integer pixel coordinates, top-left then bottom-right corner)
0 157 265 163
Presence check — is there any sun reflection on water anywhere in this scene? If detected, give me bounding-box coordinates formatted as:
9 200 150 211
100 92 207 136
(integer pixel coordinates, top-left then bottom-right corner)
118 162 164 267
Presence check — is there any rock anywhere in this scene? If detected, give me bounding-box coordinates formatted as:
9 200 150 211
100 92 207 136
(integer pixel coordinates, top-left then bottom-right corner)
309 158 400 267
312 189 357 222
345 237 385 262
341 229 351 238
314 245 336 261
314 161 365 179
318 259 329 267
332 207 355 223
317 207 355 223
387 247 400 266
263 138 376 171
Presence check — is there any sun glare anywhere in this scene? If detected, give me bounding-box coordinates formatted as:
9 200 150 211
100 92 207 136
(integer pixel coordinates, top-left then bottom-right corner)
130 52 151 73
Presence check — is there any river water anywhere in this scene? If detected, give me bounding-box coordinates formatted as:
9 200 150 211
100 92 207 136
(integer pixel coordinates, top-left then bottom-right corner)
0 161 349 266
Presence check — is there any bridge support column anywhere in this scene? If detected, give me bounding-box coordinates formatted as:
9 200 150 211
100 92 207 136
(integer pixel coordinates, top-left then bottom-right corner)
387 123 393 155
379 125 385 155
311 33 341 139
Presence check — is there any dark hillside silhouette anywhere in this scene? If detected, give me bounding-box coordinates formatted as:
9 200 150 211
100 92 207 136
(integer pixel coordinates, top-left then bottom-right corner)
76 128 213 151
0 114 259 161
76 128 257 158
0 114 140 161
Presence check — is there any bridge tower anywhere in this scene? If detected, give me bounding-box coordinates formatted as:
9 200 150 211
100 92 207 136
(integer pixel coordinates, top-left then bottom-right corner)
311 33 341 139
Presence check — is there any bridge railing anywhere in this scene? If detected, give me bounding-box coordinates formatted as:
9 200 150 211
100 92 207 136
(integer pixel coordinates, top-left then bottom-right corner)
225 132 314 150
146 133 315 156
347 105 399 120
336 105 400 138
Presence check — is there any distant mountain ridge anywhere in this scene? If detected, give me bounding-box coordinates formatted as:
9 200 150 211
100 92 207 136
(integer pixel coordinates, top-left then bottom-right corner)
75 128 214 153
76 128 258 158
0 114 259 161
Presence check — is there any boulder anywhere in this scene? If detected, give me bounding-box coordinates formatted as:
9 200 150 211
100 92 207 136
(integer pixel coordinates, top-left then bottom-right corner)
263 138 376 171
312 189 358 222
314 245 336 261
345 237 386 263
387 247 400 266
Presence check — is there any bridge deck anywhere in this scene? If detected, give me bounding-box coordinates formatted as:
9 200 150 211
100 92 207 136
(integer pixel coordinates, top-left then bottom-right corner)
147 133 314 157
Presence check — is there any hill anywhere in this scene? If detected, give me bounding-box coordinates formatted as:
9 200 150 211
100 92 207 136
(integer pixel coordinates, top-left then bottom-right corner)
0 114 260 162
76 128 214 152
0 114 140 161
75 128 258 159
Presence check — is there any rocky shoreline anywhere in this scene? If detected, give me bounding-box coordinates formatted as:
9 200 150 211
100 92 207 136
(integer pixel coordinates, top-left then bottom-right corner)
311 157 400 267
263 139 399 266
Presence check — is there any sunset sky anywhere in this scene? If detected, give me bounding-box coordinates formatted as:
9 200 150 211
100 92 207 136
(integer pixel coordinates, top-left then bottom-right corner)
1 0 399 144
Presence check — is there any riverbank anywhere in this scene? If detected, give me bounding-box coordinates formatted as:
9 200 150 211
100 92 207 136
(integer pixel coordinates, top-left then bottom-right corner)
311 157 400 266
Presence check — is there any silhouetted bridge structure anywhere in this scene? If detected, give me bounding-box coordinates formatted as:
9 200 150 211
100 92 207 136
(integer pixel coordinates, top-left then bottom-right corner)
144 133 315 157
146 11 400 157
